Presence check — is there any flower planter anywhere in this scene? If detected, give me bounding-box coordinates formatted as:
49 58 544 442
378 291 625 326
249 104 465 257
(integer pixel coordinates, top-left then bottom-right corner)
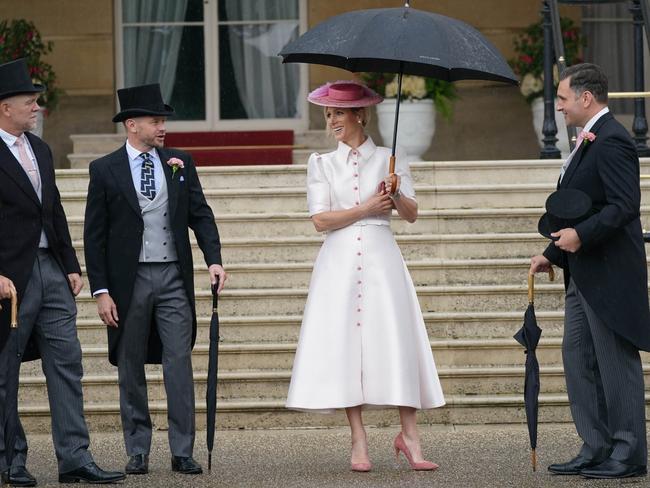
376 99 435 162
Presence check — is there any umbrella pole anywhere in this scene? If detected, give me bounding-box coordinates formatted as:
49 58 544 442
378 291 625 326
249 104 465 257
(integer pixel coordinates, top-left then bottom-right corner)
388 67 404 194
531 449 537 472
528 274 534 305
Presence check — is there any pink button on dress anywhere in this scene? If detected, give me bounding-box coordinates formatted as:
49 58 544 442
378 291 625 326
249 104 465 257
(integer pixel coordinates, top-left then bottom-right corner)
286 137 445 413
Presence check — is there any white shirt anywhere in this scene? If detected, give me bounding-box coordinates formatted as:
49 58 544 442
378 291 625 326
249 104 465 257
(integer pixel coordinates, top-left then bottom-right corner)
0 127 48 248
559 107 610 182
307 137 415 227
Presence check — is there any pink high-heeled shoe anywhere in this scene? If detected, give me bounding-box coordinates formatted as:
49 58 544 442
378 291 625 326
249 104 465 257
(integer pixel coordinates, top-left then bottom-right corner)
350 462 372 472
393 432 439 471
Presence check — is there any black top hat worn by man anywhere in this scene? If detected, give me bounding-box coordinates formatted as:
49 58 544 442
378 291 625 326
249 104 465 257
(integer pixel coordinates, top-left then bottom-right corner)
0 58 125 485
83 83 226 476
530 63 650 480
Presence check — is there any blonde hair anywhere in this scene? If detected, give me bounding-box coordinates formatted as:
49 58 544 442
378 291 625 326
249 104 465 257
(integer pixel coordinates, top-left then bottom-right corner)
322 106 370 137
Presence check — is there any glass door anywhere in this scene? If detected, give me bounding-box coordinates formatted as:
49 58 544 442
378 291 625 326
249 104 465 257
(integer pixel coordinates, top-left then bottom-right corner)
115 0 307 131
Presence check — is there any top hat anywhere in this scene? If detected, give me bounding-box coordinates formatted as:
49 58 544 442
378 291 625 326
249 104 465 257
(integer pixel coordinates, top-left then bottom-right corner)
538 189 593 240
112 83 174 122
307 80 383 108
0 58 44 101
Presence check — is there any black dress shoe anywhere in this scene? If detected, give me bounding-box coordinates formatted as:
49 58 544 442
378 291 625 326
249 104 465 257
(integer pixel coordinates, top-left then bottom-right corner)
548 455 601 475
1 466 37 487
58 462 126 484
125 454 149 475
171 456 203 474
580 458 647 479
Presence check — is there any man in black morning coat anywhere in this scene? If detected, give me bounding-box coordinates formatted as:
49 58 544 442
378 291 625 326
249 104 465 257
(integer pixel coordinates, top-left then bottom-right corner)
83 83 227 476
0 58 124 485
531 63 650 479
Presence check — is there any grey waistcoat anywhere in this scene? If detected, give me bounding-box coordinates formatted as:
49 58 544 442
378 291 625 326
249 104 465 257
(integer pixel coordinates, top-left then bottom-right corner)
136 172 178 263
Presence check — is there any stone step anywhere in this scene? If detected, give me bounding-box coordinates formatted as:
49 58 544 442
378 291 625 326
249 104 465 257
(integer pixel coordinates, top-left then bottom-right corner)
66 206 650 242
58 181 650 215
73 310 566 346
77 258 566 291
72 283 567 319
20 337 573 379
58 158 650 192
23 393 650 431
21 365 650 407
72 233 551 266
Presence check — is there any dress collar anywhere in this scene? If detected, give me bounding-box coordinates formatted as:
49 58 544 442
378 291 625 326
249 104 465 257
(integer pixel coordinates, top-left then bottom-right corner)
334 136 377 165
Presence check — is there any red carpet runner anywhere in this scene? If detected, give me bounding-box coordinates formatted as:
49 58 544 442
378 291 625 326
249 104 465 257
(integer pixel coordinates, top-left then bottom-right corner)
165 131 294 166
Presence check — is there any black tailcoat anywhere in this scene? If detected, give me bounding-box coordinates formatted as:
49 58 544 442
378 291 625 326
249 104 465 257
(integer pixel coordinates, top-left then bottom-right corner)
543 112 650 351
0 132 80 358
83 145 221 365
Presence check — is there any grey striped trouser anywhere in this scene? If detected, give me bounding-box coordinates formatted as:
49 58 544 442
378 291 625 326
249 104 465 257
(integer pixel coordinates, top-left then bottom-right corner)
563 278 647 465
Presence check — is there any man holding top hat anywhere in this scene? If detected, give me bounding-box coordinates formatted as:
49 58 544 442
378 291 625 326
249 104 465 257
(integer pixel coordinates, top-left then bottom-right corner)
0 58 125 485
530 63 650 479
83 83 226 475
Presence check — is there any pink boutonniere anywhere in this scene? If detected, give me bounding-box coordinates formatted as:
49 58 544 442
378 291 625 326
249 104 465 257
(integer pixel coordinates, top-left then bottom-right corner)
167 157 184 178
581 131 596 147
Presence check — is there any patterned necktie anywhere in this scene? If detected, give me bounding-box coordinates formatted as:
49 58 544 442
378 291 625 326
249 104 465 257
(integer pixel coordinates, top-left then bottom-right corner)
140 153 156 200
14 136 40 192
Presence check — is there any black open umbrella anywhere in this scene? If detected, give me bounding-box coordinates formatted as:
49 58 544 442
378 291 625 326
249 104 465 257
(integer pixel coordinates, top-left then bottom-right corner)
513 270 554 471
279 1 517 191
206 280 220 471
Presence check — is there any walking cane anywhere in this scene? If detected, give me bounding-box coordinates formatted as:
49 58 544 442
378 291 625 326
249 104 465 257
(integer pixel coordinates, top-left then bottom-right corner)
0 288 18 328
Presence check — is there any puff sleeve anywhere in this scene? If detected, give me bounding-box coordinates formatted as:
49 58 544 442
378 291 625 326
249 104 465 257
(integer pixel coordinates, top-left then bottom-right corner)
394 146 416 200
307 153 331 216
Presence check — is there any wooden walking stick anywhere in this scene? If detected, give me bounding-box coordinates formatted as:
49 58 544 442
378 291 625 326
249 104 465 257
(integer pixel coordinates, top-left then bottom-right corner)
10 288 18 328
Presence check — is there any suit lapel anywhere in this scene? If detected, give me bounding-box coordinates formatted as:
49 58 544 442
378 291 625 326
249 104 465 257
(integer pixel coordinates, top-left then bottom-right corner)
0 134 41 206
108 145 141 218
158 148 178 219
560 112 612 188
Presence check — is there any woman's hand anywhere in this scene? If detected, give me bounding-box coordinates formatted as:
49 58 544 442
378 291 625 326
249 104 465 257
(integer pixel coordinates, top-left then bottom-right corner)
383 174 401 195
362 189 393 217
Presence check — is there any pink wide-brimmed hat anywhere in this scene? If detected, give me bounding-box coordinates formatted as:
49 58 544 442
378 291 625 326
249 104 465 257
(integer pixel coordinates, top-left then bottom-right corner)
307 80 383 108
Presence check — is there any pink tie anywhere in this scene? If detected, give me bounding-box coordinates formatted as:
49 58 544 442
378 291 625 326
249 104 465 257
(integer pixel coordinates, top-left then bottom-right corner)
575 131 586 147
14 136 40 192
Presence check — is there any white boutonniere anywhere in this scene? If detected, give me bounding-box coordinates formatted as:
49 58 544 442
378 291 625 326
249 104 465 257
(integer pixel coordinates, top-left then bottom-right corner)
166 157 185 179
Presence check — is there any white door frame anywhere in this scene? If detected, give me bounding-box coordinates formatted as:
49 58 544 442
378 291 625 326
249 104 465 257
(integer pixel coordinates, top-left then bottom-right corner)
114 0 309 132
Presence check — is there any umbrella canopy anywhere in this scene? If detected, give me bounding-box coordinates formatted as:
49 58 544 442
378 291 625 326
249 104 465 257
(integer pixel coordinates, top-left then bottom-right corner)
279 5 518 84
279 3 517 191
206 281 220 471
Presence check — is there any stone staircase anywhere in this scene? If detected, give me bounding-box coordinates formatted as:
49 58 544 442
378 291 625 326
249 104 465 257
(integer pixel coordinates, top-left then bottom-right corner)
17 135 650 432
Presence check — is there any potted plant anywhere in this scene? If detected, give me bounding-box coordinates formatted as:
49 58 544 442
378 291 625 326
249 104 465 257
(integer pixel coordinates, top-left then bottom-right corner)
0 19 63 136
361 72 457 161
510 17 585 156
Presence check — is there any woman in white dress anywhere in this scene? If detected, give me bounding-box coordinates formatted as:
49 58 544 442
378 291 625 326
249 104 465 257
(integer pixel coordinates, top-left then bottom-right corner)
286 81 445 472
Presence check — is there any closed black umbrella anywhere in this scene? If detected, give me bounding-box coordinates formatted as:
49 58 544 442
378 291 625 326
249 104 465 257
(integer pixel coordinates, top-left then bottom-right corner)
206 280 220 471
513 270 554 471
279 2 517 191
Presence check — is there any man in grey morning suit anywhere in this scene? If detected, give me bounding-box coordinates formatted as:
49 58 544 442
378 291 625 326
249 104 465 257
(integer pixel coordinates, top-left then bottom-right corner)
0 58 125 485
531 63 650 479
83 83 227 476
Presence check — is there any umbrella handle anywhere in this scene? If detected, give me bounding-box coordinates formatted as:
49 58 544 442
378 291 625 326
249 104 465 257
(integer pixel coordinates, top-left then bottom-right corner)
388 157 398 194
10 289 17 329
548 267 555 282
528 274 534 304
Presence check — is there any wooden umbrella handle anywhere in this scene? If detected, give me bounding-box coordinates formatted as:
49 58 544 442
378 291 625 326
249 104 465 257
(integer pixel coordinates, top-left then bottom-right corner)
10 289 17 328
528 273 535 304
388 155 398 194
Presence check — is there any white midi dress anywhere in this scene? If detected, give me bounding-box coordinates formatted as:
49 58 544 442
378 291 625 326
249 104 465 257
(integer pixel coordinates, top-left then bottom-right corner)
286 137 445 413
